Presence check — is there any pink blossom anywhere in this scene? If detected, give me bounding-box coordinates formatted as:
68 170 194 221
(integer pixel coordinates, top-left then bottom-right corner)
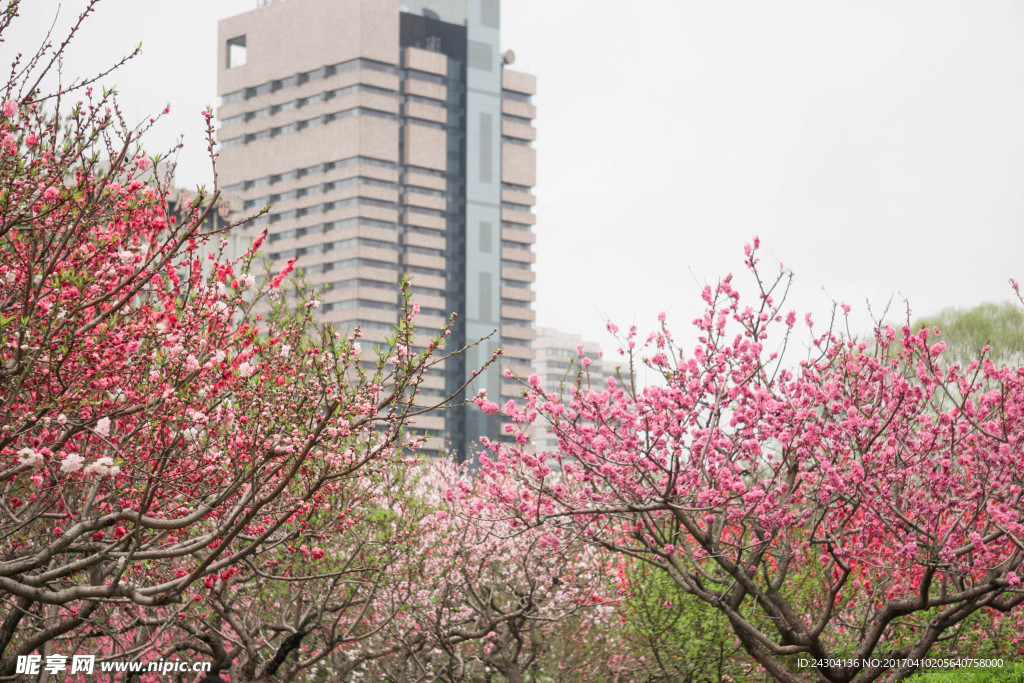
474 393 500 414
2 99 15 117
95 417 110 437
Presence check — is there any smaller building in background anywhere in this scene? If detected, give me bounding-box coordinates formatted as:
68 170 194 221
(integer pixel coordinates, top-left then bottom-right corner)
527 326 620 456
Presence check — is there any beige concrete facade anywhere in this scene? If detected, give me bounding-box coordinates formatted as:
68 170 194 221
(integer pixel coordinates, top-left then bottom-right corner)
218 0 536 458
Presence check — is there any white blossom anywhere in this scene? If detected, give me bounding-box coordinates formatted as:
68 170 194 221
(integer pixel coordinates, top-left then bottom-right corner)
84 457 118 477
60 453 84 473
18 447 44 468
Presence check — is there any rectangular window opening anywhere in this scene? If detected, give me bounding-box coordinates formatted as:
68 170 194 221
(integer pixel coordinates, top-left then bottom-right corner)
227 36 247 69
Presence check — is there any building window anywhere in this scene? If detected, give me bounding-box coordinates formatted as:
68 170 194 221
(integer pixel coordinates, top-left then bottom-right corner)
406 69 444 86
227 36 247 69
502 90 532 105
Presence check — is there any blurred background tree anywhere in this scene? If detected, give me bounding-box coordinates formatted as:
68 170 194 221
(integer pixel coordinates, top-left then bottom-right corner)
913 301 1024 366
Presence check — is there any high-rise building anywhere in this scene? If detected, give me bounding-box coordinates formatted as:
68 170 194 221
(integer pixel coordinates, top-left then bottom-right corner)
216 0 536 459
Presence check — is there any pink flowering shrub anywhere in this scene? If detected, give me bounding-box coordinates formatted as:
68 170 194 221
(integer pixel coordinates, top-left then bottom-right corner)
0 5 474 677
339 458 640 682
478 241 1024 682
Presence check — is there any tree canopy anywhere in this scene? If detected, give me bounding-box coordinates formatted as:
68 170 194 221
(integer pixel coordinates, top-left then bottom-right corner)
479 241 1024 682
913 300 1024 366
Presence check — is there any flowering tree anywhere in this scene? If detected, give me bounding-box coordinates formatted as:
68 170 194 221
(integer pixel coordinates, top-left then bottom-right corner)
0 4 482 676
477 241 1024 682
79 461 440 681
346 459 635 683
111 457 634 682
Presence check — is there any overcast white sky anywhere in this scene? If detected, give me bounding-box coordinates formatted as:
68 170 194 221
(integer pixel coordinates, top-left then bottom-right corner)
9 1 1024 354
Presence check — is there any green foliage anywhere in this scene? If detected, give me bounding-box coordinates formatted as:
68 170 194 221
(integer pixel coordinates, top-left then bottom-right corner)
910 662 1024 682
620 561 751 682
914 301 1024 366
919 607 1024 664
